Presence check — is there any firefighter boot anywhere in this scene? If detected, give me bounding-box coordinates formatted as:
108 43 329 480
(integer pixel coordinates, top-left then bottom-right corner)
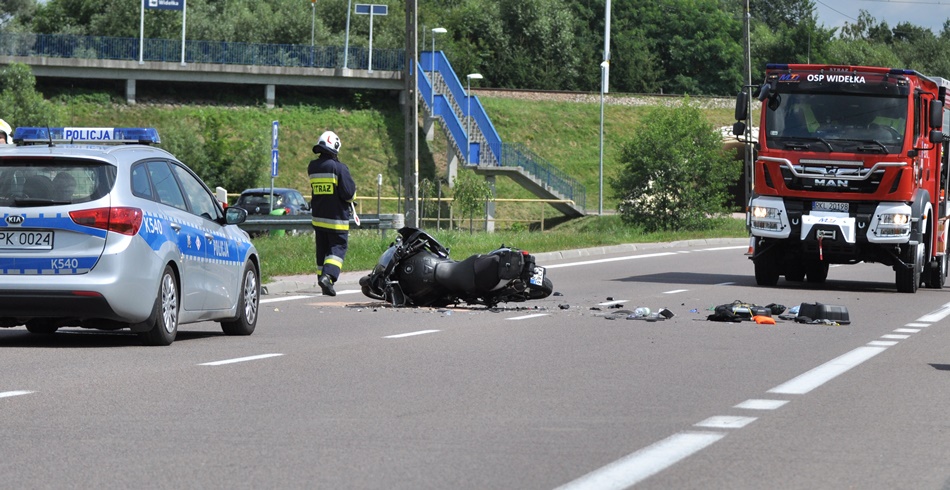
319 275 336 297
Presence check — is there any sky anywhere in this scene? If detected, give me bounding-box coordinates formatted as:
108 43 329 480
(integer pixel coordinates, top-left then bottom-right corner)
815 0 950 34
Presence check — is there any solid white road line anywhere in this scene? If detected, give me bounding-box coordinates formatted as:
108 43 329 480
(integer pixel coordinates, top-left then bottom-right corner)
0 390 33 399
767 346 888 395
663 289 688 294
555 432 725 490
199 353 284 366
384 330 440 339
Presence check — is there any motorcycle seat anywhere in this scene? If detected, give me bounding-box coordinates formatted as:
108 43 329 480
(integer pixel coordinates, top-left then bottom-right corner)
435 254 500 294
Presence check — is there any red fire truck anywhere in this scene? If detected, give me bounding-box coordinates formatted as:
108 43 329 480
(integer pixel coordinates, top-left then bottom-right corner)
733 64 950 292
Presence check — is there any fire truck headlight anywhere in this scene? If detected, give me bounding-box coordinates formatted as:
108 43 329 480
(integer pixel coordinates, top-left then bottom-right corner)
880 213 910 225
876 213 911 237
751 205 782 231
752 206 777 219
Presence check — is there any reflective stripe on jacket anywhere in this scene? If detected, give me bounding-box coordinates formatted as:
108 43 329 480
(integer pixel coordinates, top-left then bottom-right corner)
308 154 357 232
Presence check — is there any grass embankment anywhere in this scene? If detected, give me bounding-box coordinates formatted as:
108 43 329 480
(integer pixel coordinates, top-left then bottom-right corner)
253 215 747 280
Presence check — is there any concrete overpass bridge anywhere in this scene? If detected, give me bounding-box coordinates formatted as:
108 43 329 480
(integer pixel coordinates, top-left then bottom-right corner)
0 32 587 219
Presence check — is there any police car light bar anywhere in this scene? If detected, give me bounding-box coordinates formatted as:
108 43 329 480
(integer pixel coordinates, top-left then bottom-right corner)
12 127 161 145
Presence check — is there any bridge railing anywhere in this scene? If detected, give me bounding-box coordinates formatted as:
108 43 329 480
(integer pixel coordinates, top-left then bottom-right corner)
501 142 586 212
0 31 405 71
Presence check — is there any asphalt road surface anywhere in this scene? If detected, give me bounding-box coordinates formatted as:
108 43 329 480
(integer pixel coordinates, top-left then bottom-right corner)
3 239 950 489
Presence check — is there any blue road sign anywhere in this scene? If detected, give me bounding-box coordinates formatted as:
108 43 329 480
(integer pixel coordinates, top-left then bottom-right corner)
271 149 279 177
271 120 279 149
145 0 184 11
355 4 388 15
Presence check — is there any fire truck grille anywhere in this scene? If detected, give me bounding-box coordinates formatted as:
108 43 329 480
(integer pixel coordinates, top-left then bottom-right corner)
780 167 885 193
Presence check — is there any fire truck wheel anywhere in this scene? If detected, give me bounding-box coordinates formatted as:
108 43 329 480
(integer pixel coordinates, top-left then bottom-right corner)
754 254 780 286
805 260 828 283
896 243 923 293
785 263 806 282
926 253 947 289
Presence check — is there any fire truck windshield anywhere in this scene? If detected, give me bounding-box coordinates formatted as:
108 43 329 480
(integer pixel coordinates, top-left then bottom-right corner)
764 93 906 154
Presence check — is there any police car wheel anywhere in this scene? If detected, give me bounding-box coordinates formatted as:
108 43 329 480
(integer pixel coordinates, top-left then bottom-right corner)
139 266 179 346
221 262 259 336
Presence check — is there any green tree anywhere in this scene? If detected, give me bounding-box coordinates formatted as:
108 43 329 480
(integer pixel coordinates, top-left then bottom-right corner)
750 0 816 30
0 63 62 128
451 170 493 233
611 100 737 232
626 0 744 95
161 112 265 193
0 0 37 30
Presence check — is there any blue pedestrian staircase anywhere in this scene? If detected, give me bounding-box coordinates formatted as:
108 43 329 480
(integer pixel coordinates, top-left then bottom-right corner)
418 51 586 217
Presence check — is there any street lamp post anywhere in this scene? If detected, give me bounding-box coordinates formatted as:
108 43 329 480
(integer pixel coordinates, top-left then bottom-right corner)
311 0 316 47
466 73 483 165
430 27 446 111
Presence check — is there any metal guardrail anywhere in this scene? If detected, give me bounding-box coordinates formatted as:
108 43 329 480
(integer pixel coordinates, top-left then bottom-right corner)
239 213 405 233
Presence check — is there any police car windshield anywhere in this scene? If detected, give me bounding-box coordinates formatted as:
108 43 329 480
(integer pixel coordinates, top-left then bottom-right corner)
764 93 907 154
0 160 115 207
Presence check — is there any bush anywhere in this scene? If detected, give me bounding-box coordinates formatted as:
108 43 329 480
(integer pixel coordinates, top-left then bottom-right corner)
0 63 63 128
611 99 738 232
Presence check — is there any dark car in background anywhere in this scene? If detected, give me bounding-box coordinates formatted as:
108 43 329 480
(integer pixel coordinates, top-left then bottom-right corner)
233 187 309 216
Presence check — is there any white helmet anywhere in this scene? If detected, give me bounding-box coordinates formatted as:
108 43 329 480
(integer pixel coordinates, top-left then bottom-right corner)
313 130 341 155
0 119 11 142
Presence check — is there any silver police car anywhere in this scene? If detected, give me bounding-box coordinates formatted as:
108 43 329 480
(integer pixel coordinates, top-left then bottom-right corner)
0 127 260 346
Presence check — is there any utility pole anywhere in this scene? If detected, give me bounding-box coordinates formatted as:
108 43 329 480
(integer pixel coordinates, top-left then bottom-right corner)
744 0 753 211
404 0 418 227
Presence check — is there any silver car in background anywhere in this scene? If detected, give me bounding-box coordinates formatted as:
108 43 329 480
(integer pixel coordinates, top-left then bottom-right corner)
0 127 260 345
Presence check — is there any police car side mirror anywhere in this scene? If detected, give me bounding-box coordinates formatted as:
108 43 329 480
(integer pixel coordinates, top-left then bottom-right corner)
225 206 248 225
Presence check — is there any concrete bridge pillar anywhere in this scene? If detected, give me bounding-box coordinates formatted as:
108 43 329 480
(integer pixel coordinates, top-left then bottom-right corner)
447 145 459 188
265 84 276 109
126 79 136 105
485 175 496 232
424 115 436 141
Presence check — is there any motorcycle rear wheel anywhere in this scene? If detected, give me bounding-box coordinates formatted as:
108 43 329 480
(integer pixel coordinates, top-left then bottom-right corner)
528 277 554 300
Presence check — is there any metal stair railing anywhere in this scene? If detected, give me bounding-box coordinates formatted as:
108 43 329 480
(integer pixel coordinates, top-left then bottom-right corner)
501 143 586 212
419 51 586 212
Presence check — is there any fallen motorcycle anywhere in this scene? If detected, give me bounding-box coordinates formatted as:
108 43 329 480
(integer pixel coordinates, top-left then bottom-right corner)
359 227 554 307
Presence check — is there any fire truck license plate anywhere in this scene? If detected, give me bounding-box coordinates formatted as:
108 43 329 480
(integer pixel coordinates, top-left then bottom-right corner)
812 201 849 212
529 266 545 286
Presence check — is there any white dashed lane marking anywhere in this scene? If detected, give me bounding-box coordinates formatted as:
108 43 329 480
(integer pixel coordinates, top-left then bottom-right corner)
507 314 549 321
384 330 440 339
199 353 284 366
555 432 725 490
694 416 757 429
0 391 33 399
734 399 788 410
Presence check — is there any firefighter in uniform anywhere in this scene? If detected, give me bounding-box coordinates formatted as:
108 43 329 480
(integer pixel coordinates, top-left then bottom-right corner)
309 130 357 297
